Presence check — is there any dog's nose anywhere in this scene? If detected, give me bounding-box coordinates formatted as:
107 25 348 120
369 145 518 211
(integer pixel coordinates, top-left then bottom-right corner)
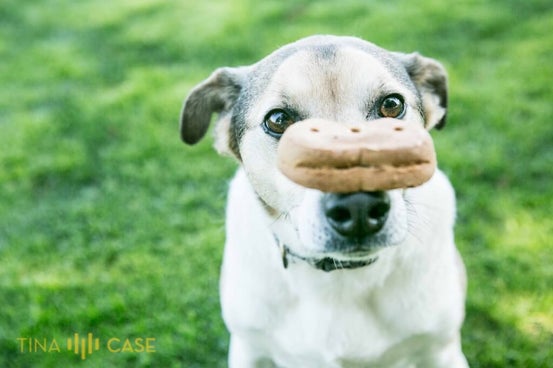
323 192 390 238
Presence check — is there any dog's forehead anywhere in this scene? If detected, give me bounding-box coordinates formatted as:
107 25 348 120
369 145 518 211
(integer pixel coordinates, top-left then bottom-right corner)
250 36 411 89
268 48 397 101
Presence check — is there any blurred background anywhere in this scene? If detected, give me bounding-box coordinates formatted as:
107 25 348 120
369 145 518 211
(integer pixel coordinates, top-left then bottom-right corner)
0 0 551 367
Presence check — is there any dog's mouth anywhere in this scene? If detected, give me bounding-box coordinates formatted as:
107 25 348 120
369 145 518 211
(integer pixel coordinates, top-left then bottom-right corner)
275 235 379 272
311 256 379 272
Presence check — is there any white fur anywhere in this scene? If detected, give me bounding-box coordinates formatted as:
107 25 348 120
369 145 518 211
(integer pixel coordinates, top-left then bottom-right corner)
220 169 468 367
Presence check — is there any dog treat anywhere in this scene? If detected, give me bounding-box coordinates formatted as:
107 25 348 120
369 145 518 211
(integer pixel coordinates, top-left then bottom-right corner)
277 118 437 192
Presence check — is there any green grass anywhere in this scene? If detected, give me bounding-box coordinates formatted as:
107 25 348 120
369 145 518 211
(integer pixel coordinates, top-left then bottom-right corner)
0 0 551 367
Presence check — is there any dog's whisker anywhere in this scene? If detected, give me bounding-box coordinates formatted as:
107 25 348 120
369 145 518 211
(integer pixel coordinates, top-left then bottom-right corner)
407 224 426 246
404 201 432 246
404 197 449 212
405 200 433 227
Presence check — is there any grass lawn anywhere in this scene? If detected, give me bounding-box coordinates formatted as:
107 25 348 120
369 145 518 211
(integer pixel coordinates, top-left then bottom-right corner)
1 0 551 367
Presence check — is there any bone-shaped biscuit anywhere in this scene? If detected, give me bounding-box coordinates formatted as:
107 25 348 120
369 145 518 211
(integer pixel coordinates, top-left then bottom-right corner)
277 118 436 192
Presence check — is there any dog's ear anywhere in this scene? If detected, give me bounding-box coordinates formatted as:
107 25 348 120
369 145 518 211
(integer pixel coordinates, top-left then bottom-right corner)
180 67 247 148
393 52 448 130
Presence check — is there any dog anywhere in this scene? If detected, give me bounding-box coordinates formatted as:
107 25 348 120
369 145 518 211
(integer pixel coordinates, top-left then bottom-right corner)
180 35 468 368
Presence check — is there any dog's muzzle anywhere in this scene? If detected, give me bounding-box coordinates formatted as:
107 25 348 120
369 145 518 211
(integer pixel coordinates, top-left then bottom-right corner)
271 192 390 272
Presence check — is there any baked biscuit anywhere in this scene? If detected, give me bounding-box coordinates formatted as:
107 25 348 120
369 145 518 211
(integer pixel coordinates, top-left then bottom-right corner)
277 118 436 192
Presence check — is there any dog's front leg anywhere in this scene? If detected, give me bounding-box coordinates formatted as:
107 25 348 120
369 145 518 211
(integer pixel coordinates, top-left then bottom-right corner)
229 335 277 368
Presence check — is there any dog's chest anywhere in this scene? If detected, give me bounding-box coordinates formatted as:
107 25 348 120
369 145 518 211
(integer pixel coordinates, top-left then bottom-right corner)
264 294 422 367
244 278 424 368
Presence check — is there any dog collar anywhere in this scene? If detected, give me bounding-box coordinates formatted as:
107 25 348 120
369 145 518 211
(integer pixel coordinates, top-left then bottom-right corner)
273 235 378 272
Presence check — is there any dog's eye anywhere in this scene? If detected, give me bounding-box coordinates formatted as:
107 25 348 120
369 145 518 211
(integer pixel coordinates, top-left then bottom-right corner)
263 109 295 138
379 94 405 118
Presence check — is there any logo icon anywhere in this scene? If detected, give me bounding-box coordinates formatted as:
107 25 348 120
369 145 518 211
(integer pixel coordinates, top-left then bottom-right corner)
67 333 100 360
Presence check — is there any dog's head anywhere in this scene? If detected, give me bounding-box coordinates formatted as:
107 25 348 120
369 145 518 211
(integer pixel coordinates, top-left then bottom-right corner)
180 35 450 271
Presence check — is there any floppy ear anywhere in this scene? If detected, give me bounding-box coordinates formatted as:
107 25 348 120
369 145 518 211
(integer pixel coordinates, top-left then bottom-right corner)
180 67 247 148
394 52 448 130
